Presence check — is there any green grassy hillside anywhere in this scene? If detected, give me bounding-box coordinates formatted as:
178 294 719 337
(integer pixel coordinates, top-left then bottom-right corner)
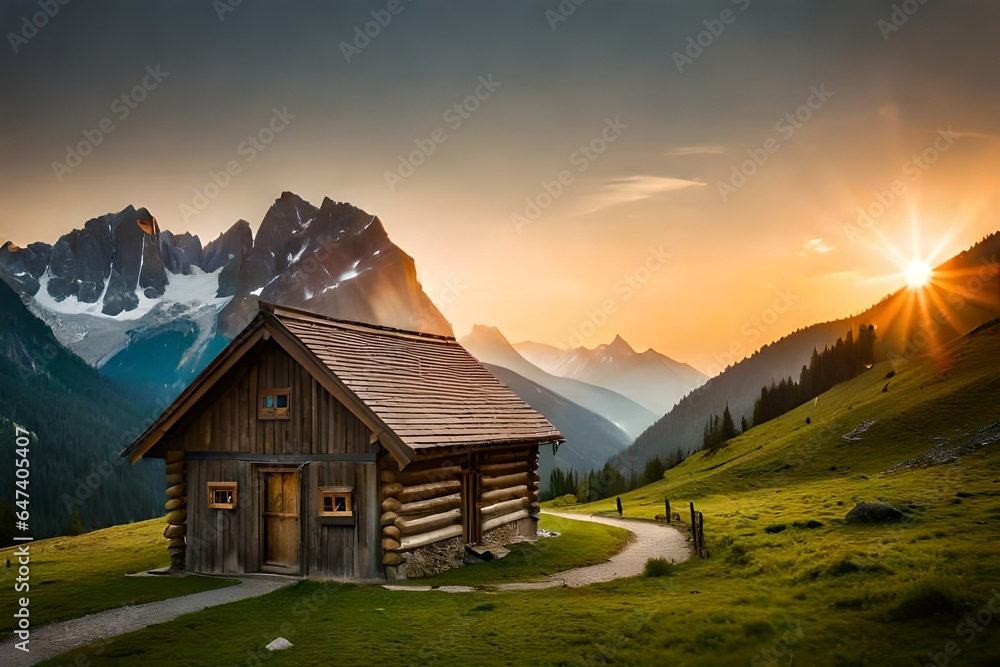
37 323 1000 665
0 519 235 635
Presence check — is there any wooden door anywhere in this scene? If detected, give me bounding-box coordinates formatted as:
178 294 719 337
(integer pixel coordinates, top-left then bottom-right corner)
263 470 300 569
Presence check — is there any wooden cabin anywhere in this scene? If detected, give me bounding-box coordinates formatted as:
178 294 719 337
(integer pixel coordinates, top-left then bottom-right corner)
122 304 563 581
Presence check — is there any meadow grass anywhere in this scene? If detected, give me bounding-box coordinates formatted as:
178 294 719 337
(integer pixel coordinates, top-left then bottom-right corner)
31 325 1000 664
0 519 235 634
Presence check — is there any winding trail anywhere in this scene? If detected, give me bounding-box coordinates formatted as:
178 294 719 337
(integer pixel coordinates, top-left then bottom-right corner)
1 576 294 667
501 511 691 589
5 513 689 664
385 511 691 593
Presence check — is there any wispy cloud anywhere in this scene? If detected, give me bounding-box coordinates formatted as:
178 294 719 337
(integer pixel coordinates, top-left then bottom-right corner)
665 145 726 156
579 175 705 215
799 237 834 257
913 127 1000 141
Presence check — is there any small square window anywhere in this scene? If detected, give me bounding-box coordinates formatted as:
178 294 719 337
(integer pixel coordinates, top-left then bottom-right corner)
258 388 290 419
208 482 237 509
319 486 353 517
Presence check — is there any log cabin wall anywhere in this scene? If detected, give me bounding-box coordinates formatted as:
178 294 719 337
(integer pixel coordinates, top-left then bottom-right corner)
378 445 542 571
166 339 380 578
478 446 540 541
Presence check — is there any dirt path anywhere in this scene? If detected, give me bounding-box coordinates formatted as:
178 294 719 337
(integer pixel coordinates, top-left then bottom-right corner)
1 576 294 666
384 511 691 593
498 511 691 590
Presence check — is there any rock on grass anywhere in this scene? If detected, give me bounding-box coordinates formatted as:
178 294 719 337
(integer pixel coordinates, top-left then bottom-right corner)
844 502 906 524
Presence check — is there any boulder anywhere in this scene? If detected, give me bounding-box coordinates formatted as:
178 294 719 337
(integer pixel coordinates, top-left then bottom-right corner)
845 502 906 524
265 638 293 652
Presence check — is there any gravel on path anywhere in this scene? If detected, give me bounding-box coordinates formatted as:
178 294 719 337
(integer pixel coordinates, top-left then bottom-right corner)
384 510 691 593
1 576 294 666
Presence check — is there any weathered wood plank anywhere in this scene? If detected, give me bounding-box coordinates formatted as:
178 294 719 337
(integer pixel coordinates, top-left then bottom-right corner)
482 509 530 533
398 524 463 551
480 472 530 490
398 480 461 503
479 485 529 504
480 497 531 518
397 493 461 516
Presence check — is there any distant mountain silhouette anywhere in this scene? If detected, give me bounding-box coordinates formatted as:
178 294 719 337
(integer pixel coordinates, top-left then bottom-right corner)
482 363 632 481
460 324 658 437
515 334 707 417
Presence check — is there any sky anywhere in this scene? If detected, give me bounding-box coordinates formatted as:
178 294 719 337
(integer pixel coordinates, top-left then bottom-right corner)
1 0 998 375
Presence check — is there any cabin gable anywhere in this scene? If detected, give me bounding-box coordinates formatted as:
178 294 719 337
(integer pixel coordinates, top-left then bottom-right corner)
163 338 374 458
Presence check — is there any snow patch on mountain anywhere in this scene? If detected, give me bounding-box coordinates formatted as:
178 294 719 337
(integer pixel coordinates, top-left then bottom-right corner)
35 266 229 322
28 267 232 368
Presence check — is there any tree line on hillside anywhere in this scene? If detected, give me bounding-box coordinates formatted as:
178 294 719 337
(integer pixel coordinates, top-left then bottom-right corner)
699 325 876 454
752 324 875 425
0 354 164 546
542 449 686 503
702 404 741 451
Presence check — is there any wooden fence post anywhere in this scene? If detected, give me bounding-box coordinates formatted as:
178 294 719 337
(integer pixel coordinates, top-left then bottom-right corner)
698 511 708 558
665 498 671 523
689 501 699 554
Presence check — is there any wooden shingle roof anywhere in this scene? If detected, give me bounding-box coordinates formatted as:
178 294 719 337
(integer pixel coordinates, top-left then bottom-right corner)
272 307 563 453
122 303 563 466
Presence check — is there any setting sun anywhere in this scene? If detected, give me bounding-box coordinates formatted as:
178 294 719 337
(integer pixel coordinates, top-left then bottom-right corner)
904 258 933 288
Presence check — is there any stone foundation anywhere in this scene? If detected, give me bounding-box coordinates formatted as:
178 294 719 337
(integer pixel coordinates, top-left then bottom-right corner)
385 516 540 580
387 536 464 580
